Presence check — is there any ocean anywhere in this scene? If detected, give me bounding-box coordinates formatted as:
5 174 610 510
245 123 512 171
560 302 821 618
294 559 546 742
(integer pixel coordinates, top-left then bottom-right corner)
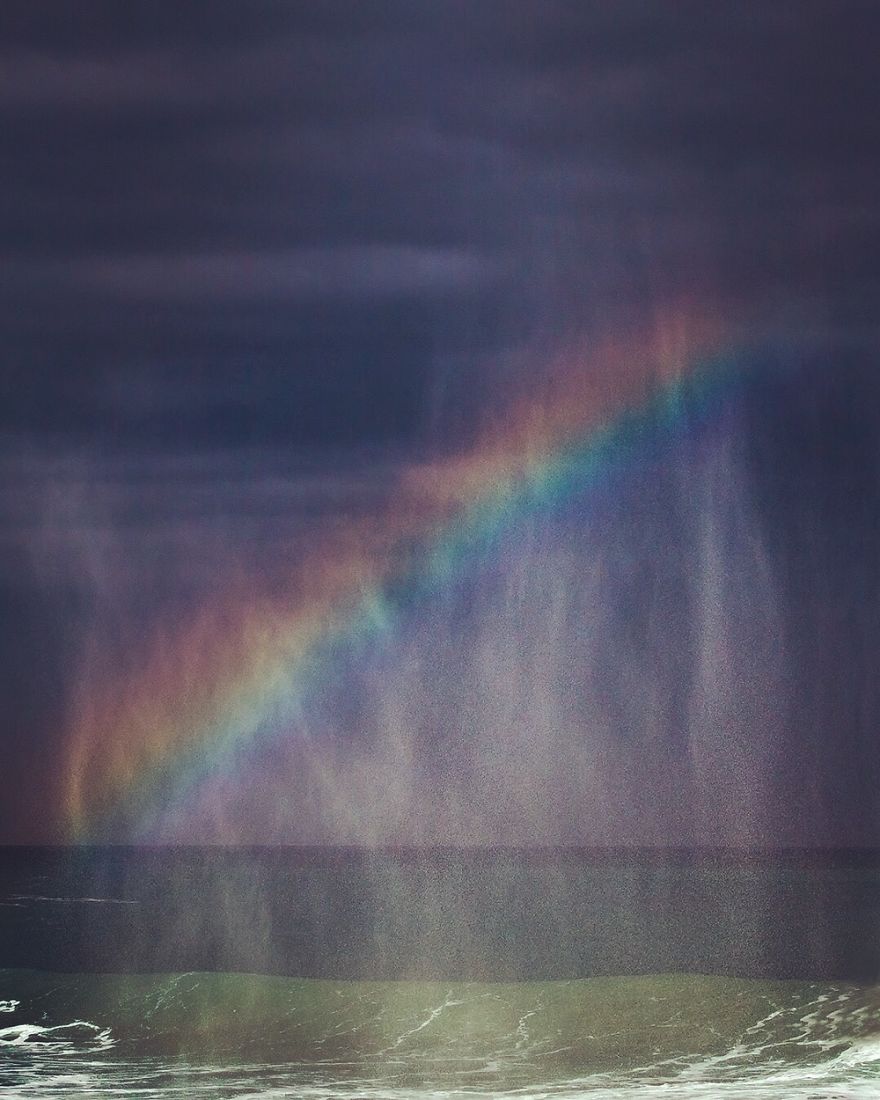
2 847 879 1098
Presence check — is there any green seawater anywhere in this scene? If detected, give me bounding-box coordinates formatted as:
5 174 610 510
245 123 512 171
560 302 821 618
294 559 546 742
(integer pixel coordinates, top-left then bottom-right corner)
2 969 879 1097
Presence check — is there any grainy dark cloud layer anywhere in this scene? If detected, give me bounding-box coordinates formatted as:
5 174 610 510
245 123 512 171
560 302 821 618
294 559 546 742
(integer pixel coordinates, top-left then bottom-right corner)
1 2 879 842
1 1 878 449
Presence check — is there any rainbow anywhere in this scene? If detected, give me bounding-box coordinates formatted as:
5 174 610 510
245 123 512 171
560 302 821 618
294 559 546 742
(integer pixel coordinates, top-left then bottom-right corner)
65 309 743 841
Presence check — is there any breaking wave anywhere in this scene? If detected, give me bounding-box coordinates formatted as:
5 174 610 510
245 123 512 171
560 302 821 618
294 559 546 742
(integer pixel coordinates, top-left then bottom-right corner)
0 969 878 1098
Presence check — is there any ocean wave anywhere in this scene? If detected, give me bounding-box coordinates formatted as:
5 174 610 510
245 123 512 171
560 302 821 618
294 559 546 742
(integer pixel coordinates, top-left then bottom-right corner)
0 971 877 1098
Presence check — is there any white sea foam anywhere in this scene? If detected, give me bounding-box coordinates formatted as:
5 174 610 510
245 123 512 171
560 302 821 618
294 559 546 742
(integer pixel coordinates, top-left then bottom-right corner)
0 1019 114 1053
1 1055 879 1100
9 895 138 905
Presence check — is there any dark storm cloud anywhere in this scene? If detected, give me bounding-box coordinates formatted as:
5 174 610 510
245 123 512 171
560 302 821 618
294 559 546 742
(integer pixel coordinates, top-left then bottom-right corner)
2 1 877 369
0 441 407 599
9 246 498 302
0 0 876 499
1 2 879 843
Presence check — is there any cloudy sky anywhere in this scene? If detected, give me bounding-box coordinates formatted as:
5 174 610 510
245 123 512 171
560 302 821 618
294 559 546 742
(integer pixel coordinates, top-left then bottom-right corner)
1 2 879 844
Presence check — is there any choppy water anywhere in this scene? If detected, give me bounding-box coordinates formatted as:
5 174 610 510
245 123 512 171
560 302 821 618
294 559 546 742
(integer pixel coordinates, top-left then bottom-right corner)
2 970 879 1098
2 849 880 1097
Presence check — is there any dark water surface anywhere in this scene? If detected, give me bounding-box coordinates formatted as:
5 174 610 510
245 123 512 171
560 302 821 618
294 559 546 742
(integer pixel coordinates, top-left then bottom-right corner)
1 848 879 1097
2 847 880 980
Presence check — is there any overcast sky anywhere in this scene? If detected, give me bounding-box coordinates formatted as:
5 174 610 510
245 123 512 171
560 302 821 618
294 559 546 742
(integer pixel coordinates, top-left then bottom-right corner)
1 2 879 844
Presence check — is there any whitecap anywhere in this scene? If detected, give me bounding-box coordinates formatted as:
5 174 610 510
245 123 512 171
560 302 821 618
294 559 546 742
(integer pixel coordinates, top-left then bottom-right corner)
9 894 138 905
0 1019 114 1053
